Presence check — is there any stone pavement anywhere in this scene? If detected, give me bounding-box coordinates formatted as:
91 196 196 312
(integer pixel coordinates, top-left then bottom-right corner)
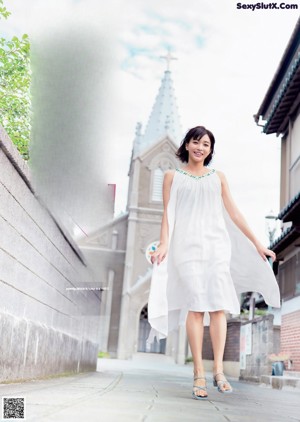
0 353 300 422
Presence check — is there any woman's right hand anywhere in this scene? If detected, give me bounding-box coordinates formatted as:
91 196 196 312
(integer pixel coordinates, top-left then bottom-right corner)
150 243 168 266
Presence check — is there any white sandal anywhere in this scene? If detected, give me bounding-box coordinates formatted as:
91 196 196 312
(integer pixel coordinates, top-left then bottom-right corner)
213 372 233 394
192 376 208 399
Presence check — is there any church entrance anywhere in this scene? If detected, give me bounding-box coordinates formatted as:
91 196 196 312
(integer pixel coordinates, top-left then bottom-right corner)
137 304 166 353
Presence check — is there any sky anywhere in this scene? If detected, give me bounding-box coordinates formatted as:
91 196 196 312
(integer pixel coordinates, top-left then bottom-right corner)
1 0 299 244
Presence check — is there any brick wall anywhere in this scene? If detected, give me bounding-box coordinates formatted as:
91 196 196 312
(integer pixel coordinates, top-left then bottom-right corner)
202 327 213 360
281 309 300 371
224 319 241 361
202 318 241 362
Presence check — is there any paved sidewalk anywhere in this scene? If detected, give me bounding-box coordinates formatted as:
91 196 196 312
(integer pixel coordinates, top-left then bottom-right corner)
0 353 299 421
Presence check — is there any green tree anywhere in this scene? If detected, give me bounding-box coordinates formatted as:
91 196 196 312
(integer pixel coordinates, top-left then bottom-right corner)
0 0 31 160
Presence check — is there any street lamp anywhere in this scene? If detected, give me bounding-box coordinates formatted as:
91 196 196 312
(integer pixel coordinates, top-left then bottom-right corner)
265 209 277 245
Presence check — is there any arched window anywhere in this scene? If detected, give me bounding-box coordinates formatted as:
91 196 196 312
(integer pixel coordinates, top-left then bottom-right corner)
151 167 164 202
148 151 178 204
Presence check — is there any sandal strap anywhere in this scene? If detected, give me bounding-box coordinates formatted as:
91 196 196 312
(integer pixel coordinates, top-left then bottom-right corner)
214 373 231 385
216 380 228 386
214 373 227 382
213 372 225 378
194 376 206 381
214 375 232 391
193 385 207 391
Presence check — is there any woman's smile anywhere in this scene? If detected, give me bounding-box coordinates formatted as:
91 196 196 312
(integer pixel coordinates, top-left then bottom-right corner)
186 134 211 163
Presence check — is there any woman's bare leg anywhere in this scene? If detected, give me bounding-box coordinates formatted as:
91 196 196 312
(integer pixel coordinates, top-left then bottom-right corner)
186 311 207 397
209 310 231 391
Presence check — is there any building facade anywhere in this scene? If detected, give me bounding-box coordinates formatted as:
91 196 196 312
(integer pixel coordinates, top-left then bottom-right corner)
78 67 188 362
254 18 300 371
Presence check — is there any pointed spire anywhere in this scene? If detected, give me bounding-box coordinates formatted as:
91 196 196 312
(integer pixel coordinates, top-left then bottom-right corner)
136 64 182 154
133 121 143 154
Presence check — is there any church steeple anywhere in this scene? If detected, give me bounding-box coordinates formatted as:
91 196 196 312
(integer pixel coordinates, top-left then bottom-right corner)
133 54 182 155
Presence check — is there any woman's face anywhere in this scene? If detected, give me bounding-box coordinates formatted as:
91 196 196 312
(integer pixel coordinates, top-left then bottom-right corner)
185 134 211 164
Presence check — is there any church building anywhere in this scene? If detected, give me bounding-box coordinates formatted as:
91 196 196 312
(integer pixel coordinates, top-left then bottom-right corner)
79 59 188 363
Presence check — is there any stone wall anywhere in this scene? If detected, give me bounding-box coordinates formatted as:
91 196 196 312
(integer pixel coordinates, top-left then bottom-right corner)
273 325 281 354
239 314 274 382
0 126 101 382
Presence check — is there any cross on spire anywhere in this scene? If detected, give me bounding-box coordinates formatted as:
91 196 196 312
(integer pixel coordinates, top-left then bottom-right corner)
160 50 178 71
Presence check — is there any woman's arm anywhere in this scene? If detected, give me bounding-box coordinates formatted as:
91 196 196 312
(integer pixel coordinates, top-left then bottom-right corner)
217 171 276 262
151 170 175 265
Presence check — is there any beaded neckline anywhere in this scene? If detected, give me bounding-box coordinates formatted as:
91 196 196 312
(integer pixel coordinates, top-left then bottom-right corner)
176 168 216 179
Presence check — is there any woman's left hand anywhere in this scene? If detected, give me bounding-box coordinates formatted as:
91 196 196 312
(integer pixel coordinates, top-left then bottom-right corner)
256 243 276 262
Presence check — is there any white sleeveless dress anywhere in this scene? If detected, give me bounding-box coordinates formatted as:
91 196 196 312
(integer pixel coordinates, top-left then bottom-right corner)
147 168 281 341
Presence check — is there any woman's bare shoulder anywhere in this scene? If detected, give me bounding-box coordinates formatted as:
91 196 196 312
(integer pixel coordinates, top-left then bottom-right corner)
216 170 226 181
164 169 176 179
163 169 176 187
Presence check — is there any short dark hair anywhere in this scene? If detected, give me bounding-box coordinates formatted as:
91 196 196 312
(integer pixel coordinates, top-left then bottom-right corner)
176 126 215 165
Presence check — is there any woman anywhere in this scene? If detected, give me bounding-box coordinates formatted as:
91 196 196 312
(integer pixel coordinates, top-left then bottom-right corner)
149 125 280 399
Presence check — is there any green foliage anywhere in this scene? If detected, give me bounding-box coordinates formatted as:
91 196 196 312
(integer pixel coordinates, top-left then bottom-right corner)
0 0 11 19
0 1 31 160
98 351 110 358
241 308 268 317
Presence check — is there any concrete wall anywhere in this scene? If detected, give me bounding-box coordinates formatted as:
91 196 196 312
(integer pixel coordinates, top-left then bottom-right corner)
0 126 101 382
239 315 274 382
